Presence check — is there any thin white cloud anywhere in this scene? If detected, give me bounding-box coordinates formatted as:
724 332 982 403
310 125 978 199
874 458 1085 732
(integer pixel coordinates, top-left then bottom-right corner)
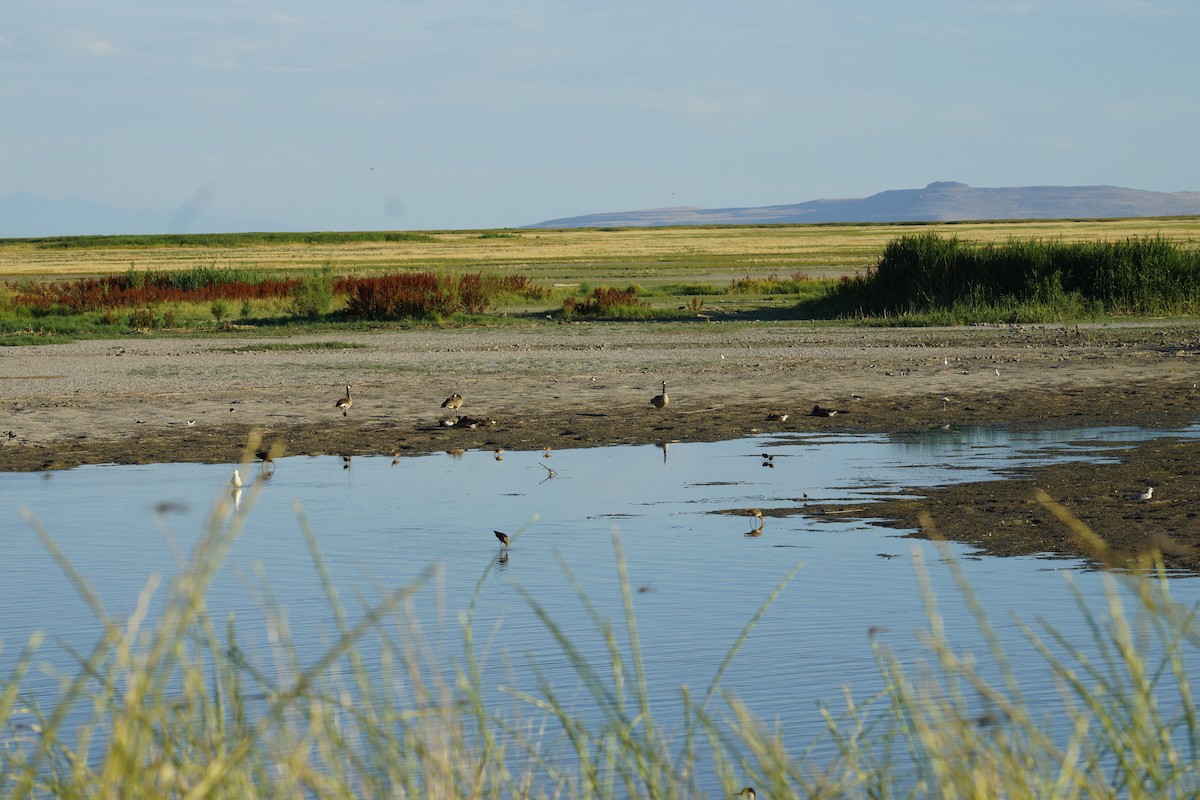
265 13 300 28
1101 0 1194 15
62 28 120 58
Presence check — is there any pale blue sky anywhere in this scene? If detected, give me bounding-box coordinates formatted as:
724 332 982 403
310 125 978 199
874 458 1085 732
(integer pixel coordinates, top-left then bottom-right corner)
2 1 1196 231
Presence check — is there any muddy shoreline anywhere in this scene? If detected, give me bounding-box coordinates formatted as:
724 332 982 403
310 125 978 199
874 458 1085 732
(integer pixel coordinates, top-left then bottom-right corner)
3 322 1199 570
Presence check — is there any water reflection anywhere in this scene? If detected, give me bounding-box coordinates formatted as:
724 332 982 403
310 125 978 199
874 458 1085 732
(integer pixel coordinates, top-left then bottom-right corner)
2 424 1199 770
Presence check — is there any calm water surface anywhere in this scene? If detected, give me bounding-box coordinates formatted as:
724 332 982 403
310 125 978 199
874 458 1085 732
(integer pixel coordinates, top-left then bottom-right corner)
3 425 1198 756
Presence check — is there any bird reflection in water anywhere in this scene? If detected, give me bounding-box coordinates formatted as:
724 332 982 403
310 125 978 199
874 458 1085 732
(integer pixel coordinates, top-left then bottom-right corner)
744 508 765 537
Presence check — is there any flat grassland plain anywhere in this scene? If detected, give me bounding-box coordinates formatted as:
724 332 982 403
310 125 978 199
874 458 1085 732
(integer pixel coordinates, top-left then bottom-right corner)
4 217 1200 569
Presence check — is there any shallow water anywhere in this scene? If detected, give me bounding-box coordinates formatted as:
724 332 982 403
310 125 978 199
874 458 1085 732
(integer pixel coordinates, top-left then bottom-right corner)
3 425 1198 764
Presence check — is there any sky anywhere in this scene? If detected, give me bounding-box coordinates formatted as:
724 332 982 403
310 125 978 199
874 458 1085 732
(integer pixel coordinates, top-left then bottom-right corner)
2 1 1197 232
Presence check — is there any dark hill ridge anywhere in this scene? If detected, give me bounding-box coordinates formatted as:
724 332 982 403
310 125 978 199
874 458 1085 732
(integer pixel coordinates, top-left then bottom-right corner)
526 182 1200 228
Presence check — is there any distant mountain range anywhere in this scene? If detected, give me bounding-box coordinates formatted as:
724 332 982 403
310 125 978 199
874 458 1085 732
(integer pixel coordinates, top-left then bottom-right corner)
526 182 1200 228
0 192 297 238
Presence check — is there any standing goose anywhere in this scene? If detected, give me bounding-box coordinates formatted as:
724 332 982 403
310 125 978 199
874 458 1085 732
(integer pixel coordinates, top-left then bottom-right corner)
441 393 464 410
335 385 352 416
650 381 669 409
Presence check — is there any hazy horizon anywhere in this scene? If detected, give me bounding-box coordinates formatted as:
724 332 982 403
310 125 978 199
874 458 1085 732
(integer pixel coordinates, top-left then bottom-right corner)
4 2 1197 231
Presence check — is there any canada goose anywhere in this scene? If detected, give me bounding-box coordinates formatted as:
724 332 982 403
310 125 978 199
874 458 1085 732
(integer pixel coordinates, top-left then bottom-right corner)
454 416 495 429
335 385 352 416
809 404 838 417
441 393 464 410
650 381 668 409
766 412 789 422
231 469 242 488
494 530 509 550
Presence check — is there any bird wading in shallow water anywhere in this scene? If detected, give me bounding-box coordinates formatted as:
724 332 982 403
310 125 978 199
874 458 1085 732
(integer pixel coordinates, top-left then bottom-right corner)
650 380 669 409
494 530 510 551
231 469 242 488
335 385 352 415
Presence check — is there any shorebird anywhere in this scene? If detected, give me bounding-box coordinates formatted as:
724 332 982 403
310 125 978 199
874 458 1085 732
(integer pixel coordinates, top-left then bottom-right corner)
766 412 789 422
186 419 196 427
809 404 838 417
650 381 669 409
736 787 757 800
231 469 242 489
441 393 464 410
255 447 277 473
1134 486 1155 501
541 463 557 479
335 385 352 416
748 508 765 529
494 530 510 550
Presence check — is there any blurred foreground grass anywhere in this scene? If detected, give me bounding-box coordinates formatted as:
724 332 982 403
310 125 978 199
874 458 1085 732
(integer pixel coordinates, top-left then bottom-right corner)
2 472 1197 798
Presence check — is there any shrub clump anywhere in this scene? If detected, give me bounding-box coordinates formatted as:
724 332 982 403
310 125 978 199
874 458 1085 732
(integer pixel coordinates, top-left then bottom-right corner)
344 272 542 320
561 286 647 317
832 232 1200 318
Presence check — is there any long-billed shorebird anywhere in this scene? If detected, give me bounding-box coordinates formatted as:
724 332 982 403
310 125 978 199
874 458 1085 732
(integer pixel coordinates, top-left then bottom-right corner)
494 530 510 550
650 380 669 409
335 384 352 416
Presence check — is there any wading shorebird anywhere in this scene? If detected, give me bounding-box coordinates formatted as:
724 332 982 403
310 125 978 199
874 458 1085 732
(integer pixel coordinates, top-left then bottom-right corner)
335 385 352 416
231 469 242 488
441 393 464 411
650 381 669 409
255 448 277 474
494 530 510 550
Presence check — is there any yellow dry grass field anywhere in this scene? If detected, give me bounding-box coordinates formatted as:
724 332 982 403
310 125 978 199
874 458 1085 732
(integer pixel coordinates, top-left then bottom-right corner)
2 217 1199 284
